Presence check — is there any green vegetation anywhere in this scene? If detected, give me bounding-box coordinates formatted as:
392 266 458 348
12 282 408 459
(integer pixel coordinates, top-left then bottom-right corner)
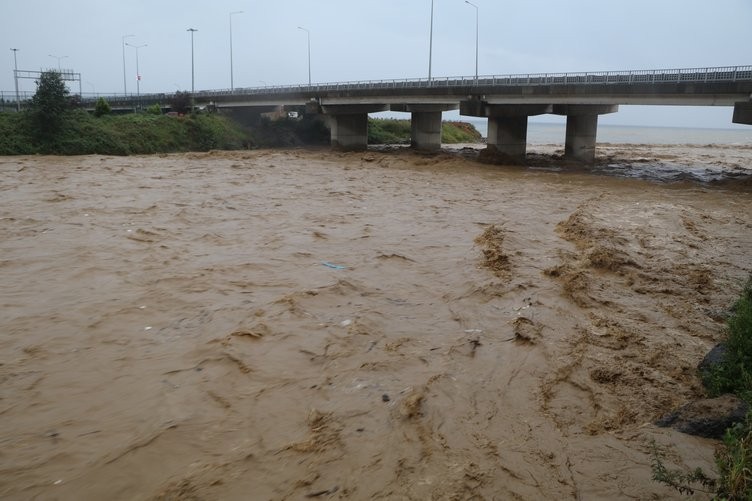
652 276 752 500
28 71 69 140
368 118 412 144
441 121 483 144
703 279 752 402
94 97 111 117
368 118 482 145
1 73 481 155
0 110 248 155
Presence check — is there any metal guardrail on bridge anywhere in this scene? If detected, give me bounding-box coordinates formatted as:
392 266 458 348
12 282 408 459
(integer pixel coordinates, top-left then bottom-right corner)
3 65 751 107
194 64 752 98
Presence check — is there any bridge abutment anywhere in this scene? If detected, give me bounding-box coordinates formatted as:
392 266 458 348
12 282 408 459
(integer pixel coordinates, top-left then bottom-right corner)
554 105 618 163
321 104 389 150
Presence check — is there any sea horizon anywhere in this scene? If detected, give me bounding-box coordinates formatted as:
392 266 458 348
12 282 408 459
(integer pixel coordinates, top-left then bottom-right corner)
461 118 752 146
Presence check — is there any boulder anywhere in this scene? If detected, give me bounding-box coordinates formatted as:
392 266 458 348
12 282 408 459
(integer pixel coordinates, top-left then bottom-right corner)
655 394 748 439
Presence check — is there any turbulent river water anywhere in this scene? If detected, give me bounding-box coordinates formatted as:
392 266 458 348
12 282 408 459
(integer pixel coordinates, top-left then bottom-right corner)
1 145 751 499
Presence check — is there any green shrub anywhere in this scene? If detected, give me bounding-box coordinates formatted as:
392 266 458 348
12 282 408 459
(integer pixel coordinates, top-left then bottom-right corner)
703 278 752 402
716 416 752 500
94 97 111 117
653 275 752 500
146 103 162 115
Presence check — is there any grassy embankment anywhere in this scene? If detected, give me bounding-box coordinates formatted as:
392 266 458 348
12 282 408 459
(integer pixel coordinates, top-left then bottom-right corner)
0 110 248 155
367 118 482 144
654 277 752 499
0 111 482 156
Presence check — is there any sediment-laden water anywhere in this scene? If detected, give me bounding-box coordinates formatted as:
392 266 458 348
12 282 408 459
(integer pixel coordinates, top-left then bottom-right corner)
1 146 751 499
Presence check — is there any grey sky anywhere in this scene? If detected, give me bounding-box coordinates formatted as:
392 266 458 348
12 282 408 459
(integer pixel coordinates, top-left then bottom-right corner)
2 0 751 129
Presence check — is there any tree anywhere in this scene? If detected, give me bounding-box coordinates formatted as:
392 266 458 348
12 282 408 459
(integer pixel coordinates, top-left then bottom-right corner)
169 91 191 114
29 71 69 138
94 97 111 117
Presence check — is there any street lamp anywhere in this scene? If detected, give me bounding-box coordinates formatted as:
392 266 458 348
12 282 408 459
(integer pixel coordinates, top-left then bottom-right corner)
126 43 146 109
122 34 134 95
297 26 311 86
187 28 198 111
10 48 20 112
229 11 243 91
48 54 68 72
428 0 435 82
465 0 479 81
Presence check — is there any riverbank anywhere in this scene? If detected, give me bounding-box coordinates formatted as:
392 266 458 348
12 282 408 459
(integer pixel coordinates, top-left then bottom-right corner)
1 149 750 498
0 111 483 156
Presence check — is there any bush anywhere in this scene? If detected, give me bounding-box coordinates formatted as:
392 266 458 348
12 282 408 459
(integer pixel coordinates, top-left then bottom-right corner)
653 275 752 500
716 417 752 500
146 103 162 115
703 278 752 402
94 97 111 117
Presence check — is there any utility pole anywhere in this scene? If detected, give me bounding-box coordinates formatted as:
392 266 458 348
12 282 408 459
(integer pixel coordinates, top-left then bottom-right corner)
229 11 243 91
187 28 198 112
122 34 134 95
11 48 20 112
428 0 434 82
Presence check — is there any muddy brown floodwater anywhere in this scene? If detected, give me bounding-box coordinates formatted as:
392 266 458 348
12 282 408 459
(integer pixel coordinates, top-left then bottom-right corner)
1 147 751 500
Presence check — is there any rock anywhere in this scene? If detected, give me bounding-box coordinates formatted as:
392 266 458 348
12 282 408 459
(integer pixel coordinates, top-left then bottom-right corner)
698 343 727 375
655 394 749 439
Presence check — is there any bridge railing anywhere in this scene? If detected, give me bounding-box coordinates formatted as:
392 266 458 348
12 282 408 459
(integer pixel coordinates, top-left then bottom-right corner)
201 64 752 97
10 64 749 107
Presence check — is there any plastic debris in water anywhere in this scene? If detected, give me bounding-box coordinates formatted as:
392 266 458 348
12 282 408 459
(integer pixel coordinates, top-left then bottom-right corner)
321 261 346 270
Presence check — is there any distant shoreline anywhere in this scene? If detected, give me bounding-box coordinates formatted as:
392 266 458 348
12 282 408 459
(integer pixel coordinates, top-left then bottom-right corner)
460 119 752 145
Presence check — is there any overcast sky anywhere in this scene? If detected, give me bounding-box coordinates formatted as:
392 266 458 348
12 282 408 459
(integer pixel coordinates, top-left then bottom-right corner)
2 0 751 129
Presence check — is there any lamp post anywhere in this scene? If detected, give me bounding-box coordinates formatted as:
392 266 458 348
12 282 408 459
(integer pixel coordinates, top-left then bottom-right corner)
122 34 134 95
187 28 198 111
48 54 68 72
297 26 311 86
11 48 20 112
465 0 479 81
126 42 146 109
229 11 243 91
428 0 434 82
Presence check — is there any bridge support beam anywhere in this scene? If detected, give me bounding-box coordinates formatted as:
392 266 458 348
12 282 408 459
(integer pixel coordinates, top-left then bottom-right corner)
733 101 752 125
321 104 389 150
391 104 458 151
553 105 618 163
461 101 552 162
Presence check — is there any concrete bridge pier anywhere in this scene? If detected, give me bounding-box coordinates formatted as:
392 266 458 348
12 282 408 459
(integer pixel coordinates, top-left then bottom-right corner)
733 101 752 125
321 104 389 150
461 101 552 162
553 105 618 163
391 104 458 151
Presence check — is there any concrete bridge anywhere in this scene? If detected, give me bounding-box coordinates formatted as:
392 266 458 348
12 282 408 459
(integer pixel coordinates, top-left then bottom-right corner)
93 65 752 162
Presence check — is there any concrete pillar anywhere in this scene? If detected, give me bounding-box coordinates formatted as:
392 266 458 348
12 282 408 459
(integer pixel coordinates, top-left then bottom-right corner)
487 116 528 160
553 104 618 164
329 113 369 150
320 104 389 151
733 101 752 125
564 114 599 163
391 103 458 151
411 111 443 151
460 101 553 162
